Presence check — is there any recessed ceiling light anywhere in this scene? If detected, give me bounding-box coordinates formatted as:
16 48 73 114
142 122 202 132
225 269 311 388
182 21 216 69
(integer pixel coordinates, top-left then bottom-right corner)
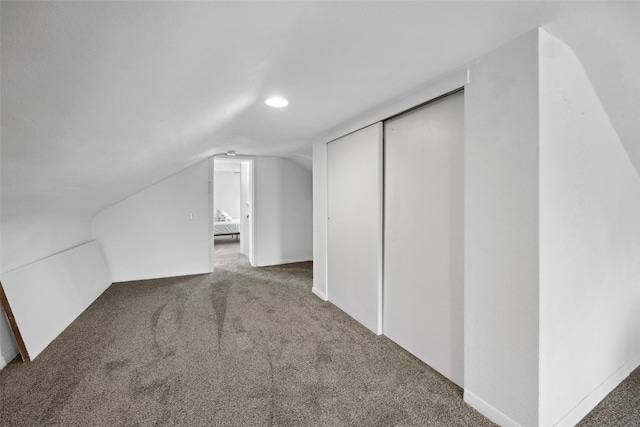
265 96 289 108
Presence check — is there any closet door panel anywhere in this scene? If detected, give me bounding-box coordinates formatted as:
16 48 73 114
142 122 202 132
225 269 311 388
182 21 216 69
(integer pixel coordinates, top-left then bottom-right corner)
327 123 382 334
384 91 464 386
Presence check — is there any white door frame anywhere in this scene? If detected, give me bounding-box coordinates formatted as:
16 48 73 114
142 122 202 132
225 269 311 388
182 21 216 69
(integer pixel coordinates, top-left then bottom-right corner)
240 158 255 266
210 155 256 270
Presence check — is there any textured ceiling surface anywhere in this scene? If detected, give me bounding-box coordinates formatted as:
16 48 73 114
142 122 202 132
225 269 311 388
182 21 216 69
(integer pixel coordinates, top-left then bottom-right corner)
2 2 638 217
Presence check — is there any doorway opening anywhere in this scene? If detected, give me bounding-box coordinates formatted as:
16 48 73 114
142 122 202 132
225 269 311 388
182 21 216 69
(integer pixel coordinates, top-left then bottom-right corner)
212 157 255 269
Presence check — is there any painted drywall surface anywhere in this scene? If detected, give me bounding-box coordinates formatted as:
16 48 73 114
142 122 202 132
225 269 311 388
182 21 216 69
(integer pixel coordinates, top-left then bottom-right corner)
464 30 540 427
312 142 328 300
326 124 382 334
1 213 93 274
214 170 241 219
0 213 93 367
539 31 640 427
92 160 211 282
6 2 638 229
1 241 110 360
253 157 313 267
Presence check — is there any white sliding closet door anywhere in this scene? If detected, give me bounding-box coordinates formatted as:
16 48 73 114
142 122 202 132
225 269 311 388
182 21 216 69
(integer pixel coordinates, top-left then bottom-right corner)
327 123 383 334
384 91 464 386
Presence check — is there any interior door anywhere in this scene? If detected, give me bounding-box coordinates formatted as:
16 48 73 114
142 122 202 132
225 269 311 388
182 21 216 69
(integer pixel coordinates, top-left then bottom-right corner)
383 90 464 386
327 123 383 334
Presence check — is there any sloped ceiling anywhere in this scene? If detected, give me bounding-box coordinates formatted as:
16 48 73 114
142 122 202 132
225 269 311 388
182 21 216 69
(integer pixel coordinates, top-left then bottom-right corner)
2 1 638 218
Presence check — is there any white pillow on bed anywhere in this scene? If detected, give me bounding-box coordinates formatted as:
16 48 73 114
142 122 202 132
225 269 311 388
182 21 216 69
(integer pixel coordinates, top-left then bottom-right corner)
217 209 233 221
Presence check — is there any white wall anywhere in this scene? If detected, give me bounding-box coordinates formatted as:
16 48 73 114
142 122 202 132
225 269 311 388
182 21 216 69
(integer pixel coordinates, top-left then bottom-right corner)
253 157 312 266
92 155 311 280
539 30 640 427
464 30 540 427
92 160 211 282
214 170 241 219
1 213 93 273
464 28 640 427
1 241 110 361
1 213 93 368
311 27 640 426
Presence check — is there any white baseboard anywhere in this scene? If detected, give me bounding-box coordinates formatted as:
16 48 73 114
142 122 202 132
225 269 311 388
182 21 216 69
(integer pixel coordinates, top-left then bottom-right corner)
280 257 313 265
0 345 19 370
553 351 640 427
464 390 523 427
312 287 328 301
256 256 313 267
465 352 640 427
112 267 212 283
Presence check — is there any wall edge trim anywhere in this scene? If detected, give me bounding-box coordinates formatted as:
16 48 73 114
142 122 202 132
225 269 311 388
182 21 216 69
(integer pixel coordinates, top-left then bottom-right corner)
111 268 212 284
256 257 313 267
552 352 640 427
464 389 523 427
312 287 328 301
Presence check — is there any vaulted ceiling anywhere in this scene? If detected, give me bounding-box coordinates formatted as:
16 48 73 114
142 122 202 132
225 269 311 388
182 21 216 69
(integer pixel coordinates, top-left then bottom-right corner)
2 1 638 218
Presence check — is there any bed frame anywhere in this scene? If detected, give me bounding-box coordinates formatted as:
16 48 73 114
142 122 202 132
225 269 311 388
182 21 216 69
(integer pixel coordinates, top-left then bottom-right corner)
214 231 239 239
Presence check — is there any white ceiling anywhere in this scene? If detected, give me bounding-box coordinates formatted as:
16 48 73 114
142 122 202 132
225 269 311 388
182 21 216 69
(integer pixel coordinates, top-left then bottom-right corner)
2 1 638 218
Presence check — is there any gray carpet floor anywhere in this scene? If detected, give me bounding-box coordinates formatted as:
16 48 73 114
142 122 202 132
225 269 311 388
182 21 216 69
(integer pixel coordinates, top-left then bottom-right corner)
0 238 638 426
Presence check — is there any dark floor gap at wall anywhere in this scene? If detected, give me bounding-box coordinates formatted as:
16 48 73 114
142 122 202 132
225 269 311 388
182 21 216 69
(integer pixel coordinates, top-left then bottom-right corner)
0 240 637 425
